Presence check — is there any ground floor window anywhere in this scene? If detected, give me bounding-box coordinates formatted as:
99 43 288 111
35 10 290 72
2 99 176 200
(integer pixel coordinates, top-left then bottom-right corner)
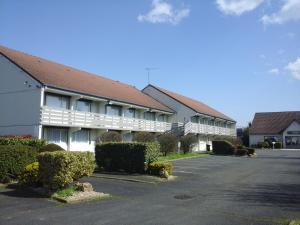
72 129 91 143
43 127 68 145
285 136 300 148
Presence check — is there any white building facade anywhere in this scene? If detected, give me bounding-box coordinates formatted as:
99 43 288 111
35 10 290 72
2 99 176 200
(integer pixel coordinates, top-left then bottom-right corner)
143 85 236 151
0 46 173 151
249 112 300 149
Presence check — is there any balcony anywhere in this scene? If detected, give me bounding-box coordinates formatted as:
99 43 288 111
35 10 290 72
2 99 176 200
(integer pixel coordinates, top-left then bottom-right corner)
184 122 236 137
40 106 172 133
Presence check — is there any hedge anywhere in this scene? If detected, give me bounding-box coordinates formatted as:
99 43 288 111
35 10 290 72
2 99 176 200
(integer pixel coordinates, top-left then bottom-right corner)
235 149 248 156
212 140 234 155
148 161 173 176
274 142 282 149
19 162 40 186
0 145 38 183
95 142 160 173
38 151 95 190
247 148 255 155
0 137 46 150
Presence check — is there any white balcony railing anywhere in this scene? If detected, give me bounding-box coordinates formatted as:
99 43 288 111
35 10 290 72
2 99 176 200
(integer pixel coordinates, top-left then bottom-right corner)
184 122 236 136
40 106 171 133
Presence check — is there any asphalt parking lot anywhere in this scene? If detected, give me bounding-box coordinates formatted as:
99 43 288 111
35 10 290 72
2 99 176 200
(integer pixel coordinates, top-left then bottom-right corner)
0 150 300 225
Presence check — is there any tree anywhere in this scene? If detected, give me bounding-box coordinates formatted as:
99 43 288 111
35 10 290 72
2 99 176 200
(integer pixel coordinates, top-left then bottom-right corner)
133 132 156 143
180 134 197 154
99 131 122 143
157 134 178 156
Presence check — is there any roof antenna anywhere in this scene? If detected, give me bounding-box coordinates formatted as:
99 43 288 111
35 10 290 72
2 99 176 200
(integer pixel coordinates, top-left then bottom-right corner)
145 67 158 85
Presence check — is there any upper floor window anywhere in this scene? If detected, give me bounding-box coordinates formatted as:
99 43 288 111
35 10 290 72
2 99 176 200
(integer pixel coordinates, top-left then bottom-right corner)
208 120 214 126
144 112 156 121
45 93 69 109
76 100 91 112
191 116 199 123
106 105 122 117
158 114 168 122
124 108 136 118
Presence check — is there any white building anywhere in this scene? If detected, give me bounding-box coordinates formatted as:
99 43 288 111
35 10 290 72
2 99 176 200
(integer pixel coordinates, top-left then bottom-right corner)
0 45 236 152
0 45 174 151
143 85 236 151
250 112 300 149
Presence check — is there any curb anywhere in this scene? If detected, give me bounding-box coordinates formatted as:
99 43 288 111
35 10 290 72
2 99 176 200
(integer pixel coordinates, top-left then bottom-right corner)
163 155 210 162
91 174 157 184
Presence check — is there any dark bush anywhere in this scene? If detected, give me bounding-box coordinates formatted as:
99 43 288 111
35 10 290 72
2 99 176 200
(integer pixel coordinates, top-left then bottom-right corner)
133 132 156 143
0 145 38 183
274 142 282 149
157 133 178 156
148 161 173 176
39 143 65 153
212 140 234 155
99 131 122 143
247 148 255 155
235 149 248 156
180 134 197 154
237 145 244 150
0 137 46 151
257 141 270 149
95 142 160 173
38 151 95 190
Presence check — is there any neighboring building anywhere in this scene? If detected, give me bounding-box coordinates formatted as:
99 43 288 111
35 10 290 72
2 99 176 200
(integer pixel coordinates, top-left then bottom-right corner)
142 85 236 151
0 45 174 151
249 112 300 149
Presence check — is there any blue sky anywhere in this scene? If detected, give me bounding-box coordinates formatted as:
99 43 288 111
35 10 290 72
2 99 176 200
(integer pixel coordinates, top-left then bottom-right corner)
1 0 300 126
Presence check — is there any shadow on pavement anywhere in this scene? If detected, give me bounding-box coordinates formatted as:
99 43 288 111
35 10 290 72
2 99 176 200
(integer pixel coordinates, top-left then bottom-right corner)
228 183 300 211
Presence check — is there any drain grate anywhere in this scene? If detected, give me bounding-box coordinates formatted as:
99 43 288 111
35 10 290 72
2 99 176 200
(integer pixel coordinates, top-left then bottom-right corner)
174 194 194 200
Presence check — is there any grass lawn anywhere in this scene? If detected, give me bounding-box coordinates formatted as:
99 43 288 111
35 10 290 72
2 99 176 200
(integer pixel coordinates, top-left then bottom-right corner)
158 152 210 162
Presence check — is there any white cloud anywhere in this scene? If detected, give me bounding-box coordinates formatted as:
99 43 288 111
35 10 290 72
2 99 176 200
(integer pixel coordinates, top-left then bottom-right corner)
261 0 300 25
268 68 279 75
138 0 190 25
216 0 265 15
286 58 300 80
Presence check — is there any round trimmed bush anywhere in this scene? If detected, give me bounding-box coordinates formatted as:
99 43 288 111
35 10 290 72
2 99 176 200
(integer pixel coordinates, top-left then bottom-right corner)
19 162 40 186
133 132 156 143
99 131 122 143
39 143 65 153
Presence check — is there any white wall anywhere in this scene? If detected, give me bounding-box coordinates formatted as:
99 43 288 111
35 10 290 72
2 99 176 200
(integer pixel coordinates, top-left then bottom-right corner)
143 86 196 123
0 55 42 137
249 134 282 146
282 121 300 148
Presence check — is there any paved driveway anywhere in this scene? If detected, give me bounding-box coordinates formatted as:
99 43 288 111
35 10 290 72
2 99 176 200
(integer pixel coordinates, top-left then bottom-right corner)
0 150 300 225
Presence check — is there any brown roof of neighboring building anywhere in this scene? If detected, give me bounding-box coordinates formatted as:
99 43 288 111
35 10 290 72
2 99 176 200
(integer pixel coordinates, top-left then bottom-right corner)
144 85 235 122
250 111 300 135
0 45 173 113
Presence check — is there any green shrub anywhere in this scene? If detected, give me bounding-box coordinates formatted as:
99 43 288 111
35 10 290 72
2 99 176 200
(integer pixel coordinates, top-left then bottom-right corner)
0 137 46 150
148 161 173 176
38 151 95 190
235 149 248 156
157 133 178 156
99 131 122 143
0 145 38 183
274 142 282 149
247 148 255 155
257 141 270 149
95 142 160 173
212 140 234 155
237 145 244 150
133 132 156 143
180 134 197 154
19 162 40 186
39 143 65 153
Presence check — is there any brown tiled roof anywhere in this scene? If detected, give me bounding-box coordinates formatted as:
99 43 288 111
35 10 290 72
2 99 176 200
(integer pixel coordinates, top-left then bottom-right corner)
145 85 235 122
250 111 300 134
0 45 173 113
